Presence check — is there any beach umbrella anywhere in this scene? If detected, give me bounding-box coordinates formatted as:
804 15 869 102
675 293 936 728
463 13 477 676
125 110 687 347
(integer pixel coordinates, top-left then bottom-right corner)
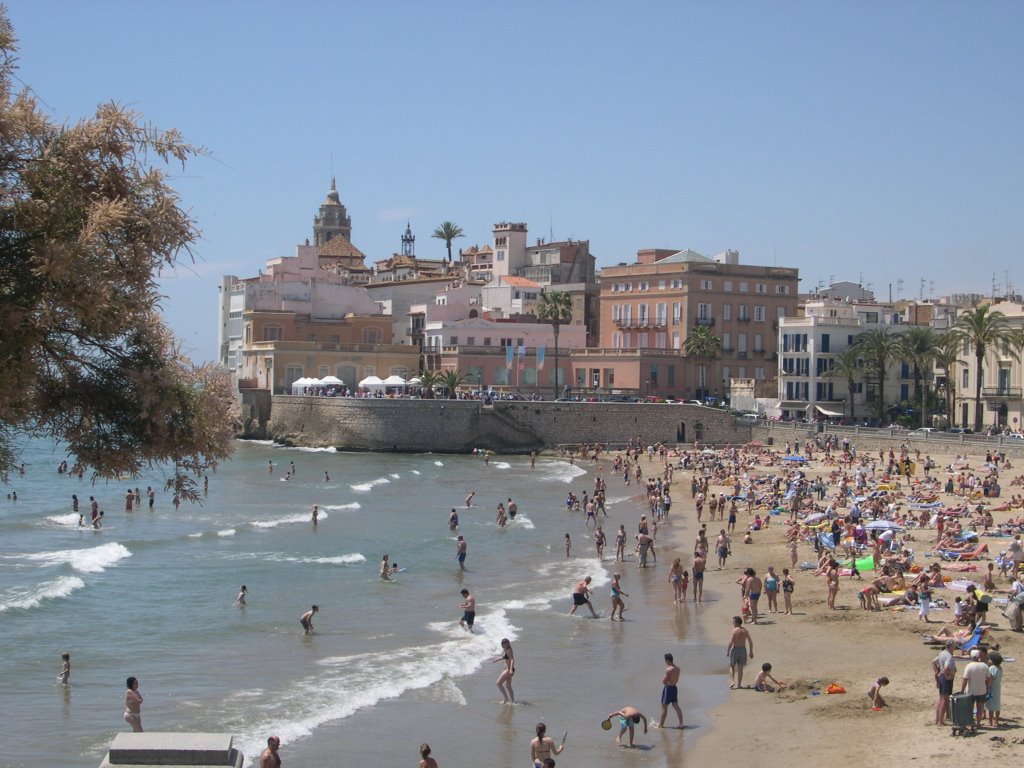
863 520 903 531
782 455 808 462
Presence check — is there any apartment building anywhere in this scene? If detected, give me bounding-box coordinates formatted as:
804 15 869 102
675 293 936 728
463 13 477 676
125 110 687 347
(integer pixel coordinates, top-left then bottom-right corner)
578 248 799 400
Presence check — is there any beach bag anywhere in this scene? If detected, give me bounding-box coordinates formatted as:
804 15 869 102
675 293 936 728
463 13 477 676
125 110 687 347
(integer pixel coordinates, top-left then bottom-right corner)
826 683 846 694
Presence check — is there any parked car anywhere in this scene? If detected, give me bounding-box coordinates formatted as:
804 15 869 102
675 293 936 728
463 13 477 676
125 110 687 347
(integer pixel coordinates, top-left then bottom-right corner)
913 427 937 433
737 412 761 424
946 427 974 434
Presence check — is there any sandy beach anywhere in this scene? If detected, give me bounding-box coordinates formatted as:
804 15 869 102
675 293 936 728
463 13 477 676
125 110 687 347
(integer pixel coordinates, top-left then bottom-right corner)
657 443 1024 767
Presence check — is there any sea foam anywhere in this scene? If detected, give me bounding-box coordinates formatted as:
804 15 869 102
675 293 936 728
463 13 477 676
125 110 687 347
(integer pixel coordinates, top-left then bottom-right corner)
0 575 86 613
251 512 328 529
23 542 132 573
350 478 390 492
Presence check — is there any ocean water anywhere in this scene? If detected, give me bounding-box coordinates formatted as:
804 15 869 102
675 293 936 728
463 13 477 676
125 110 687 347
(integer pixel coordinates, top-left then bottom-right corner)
1 440 726 768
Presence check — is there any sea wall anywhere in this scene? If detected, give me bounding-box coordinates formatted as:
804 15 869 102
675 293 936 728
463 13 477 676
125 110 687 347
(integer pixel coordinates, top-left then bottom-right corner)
267 396 751 453
751 423 1024 457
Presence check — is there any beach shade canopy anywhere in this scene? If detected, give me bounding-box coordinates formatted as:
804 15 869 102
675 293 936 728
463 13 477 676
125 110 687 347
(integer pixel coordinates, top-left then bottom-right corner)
383 374 407 387
292 377 312 386
305 377 323 386
782 455 808 462
802 512 827 525
863 520 903 531
358 375 386 389
407 376 422 385
320 375 343 386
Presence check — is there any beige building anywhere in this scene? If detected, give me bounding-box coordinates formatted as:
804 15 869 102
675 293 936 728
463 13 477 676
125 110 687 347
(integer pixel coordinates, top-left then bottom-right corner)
951 300 1024 431
576 248 799 401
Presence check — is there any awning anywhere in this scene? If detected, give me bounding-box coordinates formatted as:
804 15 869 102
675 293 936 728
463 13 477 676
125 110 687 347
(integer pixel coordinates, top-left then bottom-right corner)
776 401 807 410
815 405 844 417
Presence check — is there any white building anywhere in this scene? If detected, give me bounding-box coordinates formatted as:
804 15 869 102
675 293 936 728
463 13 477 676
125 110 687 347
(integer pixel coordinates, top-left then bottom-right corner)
951 300 1024 431
776 298 909 422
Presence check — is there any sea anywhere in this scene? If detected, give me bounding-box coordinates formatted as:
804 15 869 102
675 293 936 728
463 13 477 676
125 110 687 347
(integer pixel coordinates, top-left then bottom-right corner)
1 439 729 768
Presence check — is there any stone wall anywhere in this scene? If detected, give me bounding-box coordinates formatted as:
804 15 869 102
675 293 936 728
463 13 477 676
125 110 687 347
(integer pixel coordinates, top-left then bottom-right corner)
268 397 751 453
751 423 1024 457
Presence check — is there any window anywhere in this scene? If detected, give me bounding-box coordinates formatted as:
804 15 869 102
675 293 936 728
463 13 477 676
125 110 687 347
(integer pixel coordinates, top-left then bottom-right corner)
514 291 520 300
738 304 750 321
516 338 523 346
701 279 713 290
363 366 376 378
723 280 733 292
697 303 712 320
363 328 383 344
612 304 622 321
655 332 667 348
496 250 505 261
656 302 667 325
449 336 458 346
723 303 732 321
330 334 340 345
649 364 658 385
500 337 512 347
698 365 708 387
613 332 623 349
638 332 649 347
466 337 475 346
776 285 788 294
319 366 329 377
738 333 748 352
667 365 675 386
754 305 766 322
672 332 681 350
658 280 666 290
777 306 787 318
671 279 682 289
638 304 649 324
962 369 969 388
821 334 830 353
739 282 749 293
754 333 763 352
722 333 731 351
639 281 650 291
286 365 303 384
262 325 282 341
755 283 767 294
738 366 746 378
483 337 491 346
672 302 681 323
754 367 765 380
722 365 730 383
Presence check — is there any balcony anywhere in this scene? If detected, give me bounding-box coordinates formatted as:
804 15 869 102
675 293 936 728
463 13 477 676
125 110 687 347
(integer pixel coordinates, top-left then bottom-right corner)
982 386 1022 399
737 351 748 359
737 316 751 323
695 316 715 326
614 318 666 329
752 348 767 356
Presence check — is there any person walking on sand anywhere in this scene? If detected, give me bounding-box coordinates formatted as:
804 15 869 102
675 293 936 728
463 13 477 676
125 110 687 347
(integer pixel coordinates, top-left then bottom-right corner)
931 639 956 725
692 552 706 602
727 616 754 689
655 653 683 728
456 535 467 570
610 573 628 620
300 605 318 635
530 722 565 768
607 706 648 748
259 736 281 768
570 576 599 618
124 676 143 731
615 525 627 562
492 638 515 703
459 589 475 631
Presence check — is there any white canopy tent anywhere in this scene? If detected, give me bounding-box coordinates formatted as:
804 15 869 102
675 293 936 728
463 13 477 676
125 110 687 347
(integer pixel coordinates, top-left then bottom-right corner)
290 377 312 395
383 374 407 388
320 375 344 387
358 375 386 390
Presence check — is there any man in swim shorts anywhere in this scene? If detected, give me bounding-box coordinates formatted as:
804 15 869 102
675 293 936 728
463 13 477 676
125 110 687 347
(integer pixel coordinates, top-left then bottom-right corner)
456 535 467 570
692 553 706 602
259 736 281 768
459 589 475 630
656 653 683 728
569 576 599 618
300 605 318 635
606 705 648 747
727 615 753 689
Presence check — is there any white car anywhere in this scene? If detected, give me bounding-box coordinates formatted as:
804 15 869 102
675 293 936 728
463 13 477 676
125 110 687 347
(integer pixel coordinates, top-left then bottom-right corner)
913 427 937 433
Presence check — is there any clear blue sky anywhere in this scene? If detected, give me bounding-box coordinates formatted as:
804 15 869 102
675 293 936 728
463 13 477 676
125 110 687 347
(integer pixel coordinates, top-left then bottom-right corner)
8 1 1023 362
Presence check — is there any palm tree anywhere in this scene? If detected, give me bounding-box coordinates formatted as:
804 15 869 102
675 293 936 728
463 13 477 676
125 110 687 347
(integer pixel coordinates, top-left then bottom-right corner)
439 369 466 400
953 305 1019 431
416 369 440 399
431 221 464 264
824 347 863 421
536 290 574 399
853 328 902 423
896 326 939 427
683 326 722 400
932 332 961 427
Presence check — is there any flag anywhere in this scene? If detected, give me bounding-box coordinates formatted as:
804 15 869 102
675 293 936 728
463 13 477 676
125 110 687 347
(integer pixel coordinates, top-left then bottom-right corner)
518 345 526 371
505 345 514 369
536 345 546 370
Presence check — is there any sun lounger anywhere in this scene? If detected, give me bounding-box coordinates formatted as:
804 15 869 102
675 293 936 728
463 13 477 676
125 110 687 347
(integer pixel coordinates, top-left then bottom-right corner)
939 544 989 562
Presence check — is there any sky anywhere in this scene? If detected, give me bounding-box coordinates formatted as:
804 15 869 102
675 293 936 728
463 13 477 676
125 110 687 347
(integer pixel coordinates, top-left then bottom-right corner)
7 1 1023 363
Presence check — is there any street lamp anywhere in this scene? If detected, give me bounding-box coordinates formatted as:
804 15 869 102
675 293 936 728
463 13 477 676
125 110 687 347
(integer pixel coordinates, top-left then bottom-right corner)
645 379 650 400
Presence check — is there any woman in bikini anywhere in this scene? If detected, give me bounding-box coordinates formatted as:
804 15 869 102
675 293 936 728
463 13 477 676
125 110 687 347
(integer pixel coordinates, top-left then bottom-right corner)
492 638 515 703
530 722 565 768
669 558 685 603
610 572 628 621
124 676 143 732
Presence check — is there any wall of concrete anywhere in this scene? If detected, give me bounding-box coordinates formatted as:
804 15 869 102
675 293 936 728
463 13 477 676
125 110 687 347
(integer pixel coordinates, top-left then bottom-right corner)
268 397 751 453
750 423 1024 457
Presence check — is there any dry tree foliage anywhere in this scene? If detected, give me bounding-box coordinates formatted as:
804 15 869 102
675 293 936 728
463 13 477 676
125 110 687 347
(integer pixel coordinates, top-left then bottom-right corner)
0 10 234 500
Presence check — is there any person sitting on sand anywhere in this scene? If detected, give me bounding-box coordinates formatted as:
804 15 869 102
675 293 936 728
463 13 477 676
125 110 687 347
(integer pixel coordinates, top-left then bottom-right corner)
752 662 787 692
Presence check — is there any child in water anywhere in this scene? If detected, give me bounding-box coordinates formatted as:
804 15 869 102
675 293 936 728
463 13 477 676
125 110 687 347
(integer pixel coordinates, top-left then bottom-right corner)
58 652 70 684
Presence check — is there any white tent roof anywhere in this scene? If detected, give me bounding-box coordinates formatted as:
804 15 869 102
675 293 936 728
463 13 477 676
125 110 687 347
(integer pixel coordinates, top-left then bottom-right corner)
815 405 844 417
407 376 422 385
293 377 312 386
358 375 385 388
320 375 343 385
305 377 323 386
383 374 407 386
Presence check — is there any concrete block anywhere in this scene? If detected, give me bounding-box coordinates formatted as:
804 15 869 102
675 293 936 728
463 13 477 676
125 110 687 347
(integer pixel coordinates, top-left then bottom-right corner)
101 733 243 768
